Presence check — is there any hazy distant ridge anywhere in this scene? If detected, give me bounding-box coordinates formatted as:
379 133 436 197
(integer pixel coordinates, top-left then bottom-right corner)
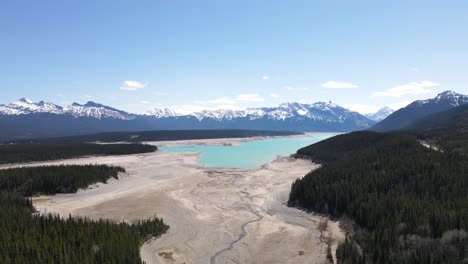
0 99 374 140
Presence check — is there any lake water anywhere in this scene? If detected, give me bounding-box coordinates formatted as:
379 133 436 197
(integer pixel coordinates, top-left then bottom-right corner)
160 132 338 169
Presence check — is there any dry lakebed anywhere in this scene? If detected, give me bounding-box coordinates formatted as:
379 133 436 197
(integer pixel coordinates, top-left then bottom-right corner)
19 137 344 264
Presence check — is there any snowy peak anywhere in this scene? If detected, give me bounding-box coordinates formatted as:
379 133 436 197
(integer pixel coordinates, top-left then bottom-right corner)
17 97 33 104
434 90 468 106
366 107 394 122
416 90 468 107
436 90 458 98
0 98 63 115
10 98 40 111
0 98 134 120
65 101 135 120
145 107 179 118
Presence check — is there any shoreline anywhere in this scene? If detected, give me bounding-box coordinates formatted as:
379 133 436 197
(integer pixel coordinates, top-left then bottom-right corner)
142 133 313 147
0 133 327 169
21 136 344 264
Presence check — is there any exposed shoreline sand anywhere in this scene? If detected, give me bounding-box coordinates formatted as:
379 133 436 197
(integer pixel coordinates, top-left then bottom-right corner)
16 137 344 264
91 133 307 147
142 132 336 148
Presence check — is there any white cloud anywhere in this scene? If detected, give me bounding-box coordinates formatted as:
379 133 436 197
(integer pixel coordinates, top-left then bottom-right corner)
236 94 264 102
321 81 358 89
140 100 151 104
82 94 92 99
120 80 147 91
261 75 270 80
373 80 439 97
270 93 280 98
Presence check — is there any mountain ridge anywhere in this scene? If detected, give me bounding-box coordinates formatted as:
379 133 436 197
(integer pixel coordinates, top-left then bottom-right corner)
0 98 375 140
404 103 468 131
371 90 468 132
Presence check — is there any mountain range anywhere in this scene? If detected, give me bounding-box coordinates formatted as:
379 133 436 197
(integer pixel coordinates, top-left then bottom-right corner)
371 90 468 131
2 90 466 140
0 98 135 120
0 99 378 140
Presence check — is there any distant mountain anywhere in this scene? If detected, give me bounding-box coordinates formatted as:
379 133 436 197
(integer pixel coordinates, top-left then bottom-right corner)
65 102 136 120
365 107 394 122
404 103 468 131
0 98 63 115
145 107 179 118
0 98 375 140
0 98 136 120
371 90 468 132
0 99 144 140
147 101 373 123
143 101 375 132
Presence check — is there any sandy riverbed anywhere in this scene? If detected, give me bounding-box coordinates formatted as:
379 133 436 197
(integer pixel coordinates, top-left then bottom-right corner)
19 138 344 264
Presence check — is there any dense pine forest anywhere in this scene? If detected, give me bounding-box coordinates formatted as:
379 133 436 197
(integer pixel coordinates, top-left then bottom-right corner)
0 143 157 164
0 165 168 263
290 131 468 263
0 165 124 195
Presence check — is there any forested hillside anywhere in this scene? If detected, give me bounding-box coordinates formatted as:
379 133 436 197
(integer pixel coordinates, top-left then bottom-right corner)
0 143 157 164
0 165 168 263
290 131 468 263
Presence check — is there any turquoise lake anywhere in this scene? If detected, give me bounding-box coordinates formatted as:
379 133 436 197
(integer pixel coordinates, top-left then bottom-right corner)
160 132 338 169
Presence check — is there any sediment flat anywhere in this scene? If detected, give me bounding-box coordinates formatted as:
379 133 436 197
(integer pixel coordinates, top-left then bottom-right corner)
22 138 343 264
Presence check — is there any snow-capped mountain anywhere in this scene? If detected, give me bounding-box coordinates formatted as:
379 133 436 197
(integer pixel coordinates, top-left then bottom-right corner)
145 107 179 118
417 90 468 107
147 101 375 132
0 98 63 115
372 90 468 131
164 101 373 125
64 101 136 120
0 98 135 120
365 107 394 122
0 97 375 140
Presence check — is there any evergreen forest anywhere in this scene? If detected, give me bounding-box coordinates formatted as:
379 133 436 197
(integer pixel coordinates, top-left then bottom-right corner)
0 165 168 263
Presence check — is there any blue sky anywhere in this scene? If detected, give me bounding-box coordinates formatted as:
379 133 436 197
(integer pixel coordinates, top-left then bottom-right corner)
2 0 468 114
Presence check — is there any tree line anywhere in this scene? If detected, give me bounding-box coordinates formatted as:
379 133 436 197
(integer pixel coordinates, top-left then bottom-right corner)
0 143 157 164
